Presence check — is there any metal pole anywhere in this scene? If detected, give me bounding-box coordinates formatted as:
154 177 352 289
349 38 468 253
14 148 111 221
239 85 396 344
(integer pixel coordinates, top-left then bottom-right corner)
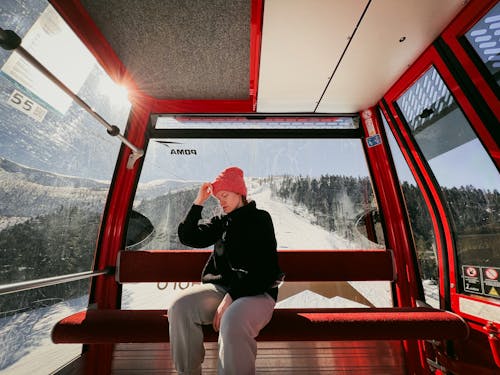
0 27 144 165
0 268 112 296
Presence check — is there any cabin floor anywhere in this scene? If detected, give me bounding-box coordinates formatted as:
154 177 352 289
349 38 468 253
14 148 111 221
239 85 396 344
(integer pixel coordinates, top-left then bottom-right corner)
109 341 407 374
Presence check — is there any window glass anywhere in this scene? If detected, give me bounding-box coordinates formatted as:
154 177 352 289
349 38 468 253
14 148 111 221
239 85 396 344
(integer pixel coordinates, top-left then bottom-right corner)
155 116 358 129
0 281 87 375
464 1 500 87
396 66 500 301
0 1 129 373
381 111 439 307
124 132 391 310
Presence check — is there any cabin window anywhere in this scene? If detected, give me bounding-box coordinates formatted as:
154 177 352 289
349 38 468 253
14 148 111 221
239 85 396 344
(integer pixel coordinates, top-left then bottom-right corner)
395 66 500 301
380 112 439 308
123 117 392 310
155 116 358 129
464 1 500 89
0 2 130 373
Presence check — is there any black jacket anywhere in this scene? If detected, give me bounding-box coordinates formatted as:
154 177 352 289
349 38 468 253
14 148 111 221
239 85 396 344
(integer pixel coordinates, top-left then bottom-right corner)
178 201 283 300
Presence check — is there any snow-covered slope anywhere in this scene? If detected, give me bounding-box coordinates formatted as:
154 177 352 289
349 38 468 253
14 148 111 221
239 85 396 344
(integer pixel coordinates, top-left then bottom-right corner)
0 297 86 374
122 181 392 309
250 180 356 249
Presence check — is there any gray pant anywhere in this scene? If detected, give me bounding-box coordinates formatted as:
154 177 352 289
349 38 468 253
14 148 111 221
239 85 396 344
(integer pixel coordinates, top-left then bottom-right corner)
168 283 276 375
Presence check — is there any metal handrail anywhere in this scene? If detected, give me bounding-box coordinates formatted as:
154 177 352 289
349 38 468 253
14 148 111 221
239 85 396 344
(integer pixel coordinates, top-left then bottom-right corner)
0 27 144 169
0 268 113 296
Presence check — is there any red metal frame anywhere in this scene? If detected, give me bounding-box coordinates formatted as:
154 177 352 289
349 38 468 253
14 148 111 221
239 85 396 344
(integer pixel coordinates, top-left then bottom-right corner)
360 108 419 307
151 98 254 114
378 103 449 309
386 47 499 170
360 107 423 375
382 9 500 368
249 0 264 110
383 44 500 326
85 98 154 374
441 0 499 124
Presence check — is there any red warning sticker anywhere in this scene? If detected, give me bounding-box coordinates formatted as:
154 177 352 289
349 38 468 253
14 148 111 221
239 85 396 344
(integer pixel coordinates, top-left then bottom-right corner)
466 267 478 277
484 268 498 281
482 267 500 298
463 265 482 294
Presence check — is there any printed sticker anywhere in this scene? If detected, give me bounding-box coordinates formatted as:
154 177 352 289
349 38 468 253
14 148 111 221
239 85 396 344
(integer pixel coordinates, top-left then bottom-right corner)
366 134 382 147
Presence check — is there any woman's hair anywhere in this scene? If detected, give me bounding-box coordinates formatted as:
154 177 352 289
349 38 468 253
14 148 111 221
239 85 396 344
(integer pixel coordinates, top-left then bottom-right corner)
242 195 248 205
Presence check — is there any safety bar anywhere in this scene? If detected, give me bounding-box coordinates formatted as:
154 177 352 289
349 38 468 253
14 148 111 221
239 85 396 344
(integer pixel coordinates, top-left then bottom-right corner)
0 268 113 296
0 27 144 169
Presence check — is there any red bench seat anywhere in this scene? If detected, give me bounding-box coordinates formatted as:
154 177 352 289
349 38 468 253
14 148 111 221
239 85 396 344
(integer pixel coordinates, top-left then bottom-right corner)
52 307 469 344
52 250 469 344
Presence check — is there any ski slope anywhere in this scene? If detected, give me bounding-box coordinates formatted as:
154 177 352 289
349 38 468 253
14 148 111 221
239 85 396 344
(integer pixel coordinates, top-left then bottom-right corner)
123 182 392 310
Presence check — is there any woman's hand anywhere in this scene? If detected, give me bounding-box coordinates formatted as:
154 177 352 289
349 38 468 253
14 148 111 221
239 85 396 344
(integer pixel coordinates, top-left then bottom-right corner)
194 182 212 205
213 293 233 332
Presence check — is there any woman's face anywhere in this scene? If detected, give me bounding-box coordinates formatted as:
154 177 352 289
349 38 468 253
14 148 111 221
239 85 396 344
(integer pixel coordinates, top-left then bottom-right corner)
215 190 243 213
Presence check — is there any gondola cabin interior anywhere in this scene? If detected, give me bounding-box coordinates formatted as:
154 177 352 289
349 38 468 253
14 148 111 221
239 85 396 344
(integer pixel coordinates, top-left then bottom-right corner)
0 0 499 374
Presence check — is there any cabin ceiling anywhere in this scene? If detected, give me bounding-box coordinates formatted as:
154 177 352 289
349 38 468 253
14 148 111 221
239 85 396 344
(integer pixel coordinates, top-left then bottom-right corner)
77 0 467 113
80 0 250 100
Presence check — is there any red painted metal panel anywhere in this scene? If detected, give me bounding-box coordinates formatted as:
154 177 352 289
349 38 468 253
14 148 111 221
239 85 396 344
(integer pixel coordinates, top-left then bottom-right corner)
378 102 448 310
383 51 455 314
116 249 396 283
250 0 264 111
87 99 153 374
360 107 424 374
94 100 153 309
360 108 418 307
151 98 254 114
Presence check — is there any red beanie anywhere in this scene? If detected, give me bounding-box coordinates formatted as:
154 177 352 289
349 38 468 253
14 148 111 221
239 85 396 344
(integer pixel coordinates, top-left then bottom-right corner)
211 167 247 197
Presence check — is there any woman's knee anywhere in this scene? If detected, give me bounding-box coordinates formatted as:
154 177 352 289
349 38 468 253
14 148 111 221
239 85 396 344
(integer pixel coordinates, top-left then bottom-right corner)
168 293 195 323
219 311 249 341
169 284 223 325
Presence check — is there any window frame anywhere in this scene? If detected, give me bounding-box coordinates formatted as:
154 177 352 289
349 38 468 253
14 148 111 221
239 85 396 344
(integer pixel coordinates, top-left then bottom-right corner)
382 44 500 324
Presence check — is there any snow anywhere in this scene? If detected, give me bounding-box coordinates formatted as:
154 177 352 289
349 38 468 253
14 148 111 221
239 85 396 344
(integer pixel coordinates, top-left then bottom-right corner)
0 297 86 374
250 183 354 249
0 217 29 231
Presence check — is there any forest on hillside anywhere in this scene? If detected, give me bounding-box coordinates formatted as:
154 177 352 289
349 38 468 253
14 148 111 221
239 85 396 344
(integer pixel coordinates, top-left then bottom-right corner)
269 174 374 234
0 206 100 316
269 175 499 280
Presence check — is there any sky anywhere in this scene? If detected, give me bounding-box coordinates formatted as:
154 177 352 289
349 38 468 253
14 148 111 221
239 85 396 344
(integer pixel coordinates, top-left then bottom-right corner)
140 138 372 183
138 133 500 192
384 119 500 191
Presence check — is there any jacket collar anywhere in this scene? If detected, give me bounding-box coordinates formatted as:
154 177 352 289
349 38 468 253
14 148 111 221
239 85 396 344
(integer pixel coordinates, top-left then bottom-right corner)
227 200 256 218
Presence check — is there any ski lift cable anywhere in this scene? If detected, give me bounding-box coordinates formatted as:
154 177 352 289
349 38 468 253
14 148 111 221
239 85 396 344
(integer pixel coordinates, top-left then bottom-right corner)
0 27 144 169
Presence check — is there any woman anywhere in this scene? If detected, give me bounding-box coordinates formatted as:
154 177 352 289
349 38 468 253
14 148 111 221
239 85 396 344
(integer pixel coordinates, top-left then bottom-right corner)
169 166 283 375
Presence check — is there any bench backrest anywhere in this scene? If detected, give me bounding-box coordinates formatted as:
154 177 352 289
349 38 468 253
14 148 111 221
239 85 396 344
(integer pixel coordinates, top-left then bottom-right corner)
116 249 396 283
